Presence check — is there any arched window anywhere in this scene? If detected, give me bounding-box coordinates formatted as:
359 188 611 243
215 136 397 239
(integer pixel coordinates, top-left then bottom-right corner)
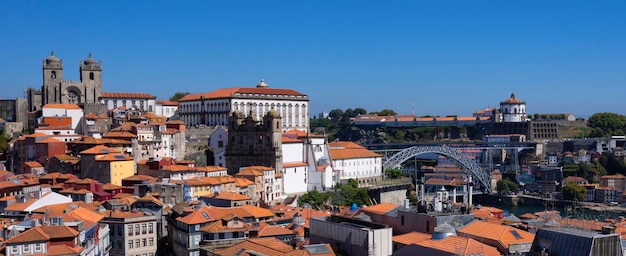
89 72 94 80
51 71 56 79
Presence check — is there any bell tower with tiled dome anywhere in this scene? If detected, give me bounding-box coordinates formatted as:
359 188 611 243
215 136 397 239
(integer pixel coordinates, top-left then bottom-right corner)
499 93 526 122
27 52 104 111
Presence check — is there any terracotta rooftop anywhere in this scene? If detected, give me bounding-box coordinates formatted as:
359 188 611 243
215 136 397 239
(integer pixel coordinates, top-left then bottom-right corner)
179 87 307 102
213 237 334 256
202 191 251 201
4 226 50 244
458 220 535 250
42 103 81 109
79 145 120 155
258 225 295 237
359 203 400 215
101 92 157 99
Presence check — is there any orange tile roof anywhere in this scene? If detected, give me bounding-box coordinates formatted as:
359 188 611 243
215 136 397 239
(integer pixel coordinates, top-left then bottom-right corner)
458 221 534 250
162 165 195 172
67 207 104 227
240 166 274 172
135 194 164 206
158 100 179 106
79 145 120 155
203 192 251 201
235 177 255 187
179 87 306 102
392 231 432 245
411 235 501 256
24 161 43 168
39 225 80 239
121 175 157 182
283 162 308 168
329 148 381 160
176 206 216 225
283 129 311 138
213 237 334 256
102 131 136 138
100 210 146 219
42 103 81 109
196 166 228 173
282 137 303 143
359 203 400 215
258 225 295 237
95 153 133 161
241 205 275 219
101 92 156 99
48 244 83 256
42 116 72 127
4 226 50 244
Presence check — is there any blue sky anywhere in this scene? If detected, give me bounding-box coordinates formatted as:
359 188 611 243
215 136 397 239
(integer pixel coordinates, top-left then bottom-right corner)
1 1 625 118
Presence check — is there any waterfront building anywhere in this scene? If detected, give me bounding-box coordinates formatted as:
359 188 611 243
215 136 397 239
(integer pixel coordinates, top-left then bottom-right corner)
178 79 309 132
600 173 626 191
328 141 382 187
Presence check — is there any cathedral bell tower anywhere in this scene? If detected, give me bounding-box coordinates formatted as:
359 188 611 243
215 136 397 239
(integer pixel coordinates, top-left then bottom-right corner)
42 51 63 105
79 53 103 103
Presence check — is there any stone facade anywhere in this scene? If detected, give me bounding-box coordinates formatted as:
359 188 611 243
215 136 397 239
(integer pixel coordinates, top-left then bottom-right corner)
27 52 103 111
225 110 282 175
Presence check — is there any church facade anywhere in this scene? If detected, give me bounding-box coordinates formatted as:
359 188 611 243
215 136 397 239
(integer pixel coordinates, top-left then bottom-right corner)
27 52 103 111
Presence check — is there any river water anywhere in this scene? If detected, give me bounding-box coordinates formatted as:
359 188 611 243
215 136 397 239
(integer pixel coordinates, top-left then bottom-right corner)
484 203 626 220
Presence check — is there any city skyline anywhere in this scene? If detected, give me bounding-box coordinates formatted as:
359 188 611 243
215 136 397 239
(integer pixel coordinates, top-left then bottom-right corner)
1 1 625 118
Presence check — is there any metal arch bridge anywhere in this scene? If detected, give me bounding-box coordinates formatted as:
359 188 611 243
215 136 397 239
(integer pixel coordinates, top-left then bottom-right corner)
383 145 492 194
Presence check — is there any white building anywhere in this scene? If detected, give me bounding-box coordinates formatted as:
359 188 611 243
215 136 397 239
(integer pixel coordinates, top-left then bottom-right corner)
100 92 157 112
209 126 228 167
283 130 335 191
329 141 383 187
40 103 84 131
154 100 178 119
282 136 309 195
178 79 309 131
500 93 526 122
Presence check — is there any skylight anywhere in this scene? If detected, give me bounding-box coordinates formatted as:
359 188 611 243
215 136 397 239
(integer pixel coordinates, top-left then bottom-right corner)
510 230 523 239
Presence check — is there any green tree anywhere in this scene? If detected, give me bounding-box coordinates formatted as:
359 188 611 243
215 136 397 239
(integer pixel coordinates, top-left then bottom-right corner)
298 190 330 209
588 112 626 136
328 109 343 121
169 91 190 102
354 108 367 115
385 169 402 179
378 109 397 116
496 178 518 194
332 179 371 206
0 128 9 153
562 182 585 201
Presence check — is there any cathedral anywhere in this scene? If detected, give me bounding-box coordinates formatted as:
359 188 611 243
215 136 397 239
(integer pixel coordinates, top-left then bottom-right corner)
27 52 103 111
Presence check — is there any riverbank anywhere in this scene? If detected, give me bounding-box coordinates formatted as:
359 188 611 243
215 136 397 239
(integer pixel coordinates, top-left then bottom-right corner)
474 194 626 215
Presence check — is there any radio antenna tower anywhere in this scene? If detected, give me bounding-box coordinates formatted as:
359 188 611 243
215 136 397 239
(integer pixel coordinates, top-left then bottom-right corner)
412 98 415 117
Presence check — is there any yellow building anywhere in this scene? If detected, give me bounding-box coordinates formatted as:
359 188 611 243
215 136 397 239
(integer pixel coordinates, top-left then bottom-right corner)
80 145 135 185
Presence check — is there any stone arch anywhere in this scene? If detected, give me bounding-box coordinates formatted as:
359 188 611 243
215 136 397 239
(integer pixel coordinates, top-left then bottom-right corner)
383 145 491 193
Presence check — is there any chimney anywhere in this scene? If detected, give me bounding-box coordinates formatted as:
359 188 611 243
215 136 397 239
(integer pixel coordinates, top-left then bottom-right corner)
602 226 616 235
